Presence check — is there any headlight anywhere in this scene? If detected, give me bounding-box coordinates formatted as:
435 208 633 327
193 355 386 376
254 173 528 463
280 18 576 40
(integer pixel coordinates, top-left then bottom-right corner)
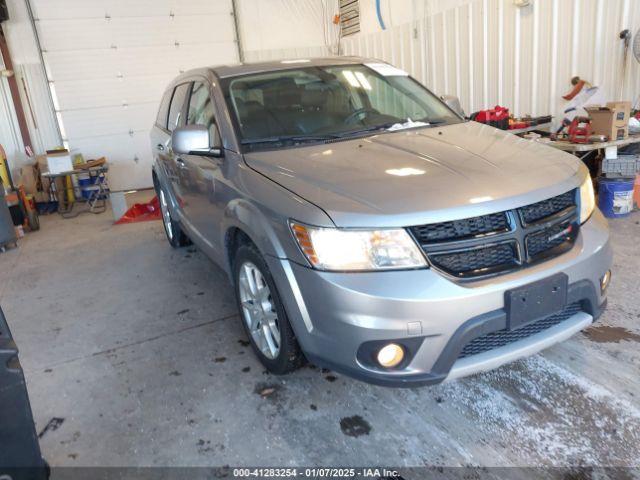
290 222 427 271
579 175 595 224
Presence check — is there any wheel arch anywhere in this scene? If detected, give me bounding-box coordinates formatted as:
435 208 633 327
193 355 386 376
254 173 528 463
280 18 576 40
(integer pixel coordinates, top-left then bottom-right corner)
221 198 298 277
152 161 181 217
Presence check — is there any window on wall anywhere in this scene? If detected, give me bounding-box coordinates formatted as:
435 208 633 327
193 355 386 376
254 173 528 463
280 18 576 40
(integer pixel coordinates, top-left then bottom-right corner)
167 83 191 132
339 0 360 37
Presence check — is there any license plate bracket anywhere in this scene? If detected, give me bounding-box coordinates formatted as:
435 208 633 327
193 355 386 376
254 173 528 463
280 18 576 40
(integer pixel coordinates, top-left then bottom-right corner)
505 273 568 330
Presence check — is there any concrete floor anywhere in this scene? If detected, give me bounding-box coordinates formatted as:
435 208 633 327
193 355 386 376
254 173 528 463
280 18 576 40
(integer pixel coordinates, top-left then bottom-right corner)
0 207 639 469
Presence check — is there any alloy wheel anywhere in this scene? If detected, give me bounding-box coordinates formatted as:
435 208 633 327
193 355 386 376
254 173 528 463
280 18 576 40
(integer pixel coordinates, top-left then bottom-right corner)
238 261 281 359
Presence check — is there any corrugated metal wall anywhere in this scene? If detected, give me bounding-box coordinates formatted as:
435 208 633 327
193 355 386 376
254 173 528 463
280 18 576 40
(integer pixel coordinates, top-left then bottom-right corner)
0 53 24 169
342 0 640 121
29 0 239 190
238 0 339 57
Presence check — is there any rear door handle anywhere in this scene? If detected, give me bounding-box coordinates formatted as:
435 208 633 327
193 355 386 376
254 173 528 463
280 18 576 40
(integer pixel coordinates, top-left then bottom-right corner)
156 143 165 151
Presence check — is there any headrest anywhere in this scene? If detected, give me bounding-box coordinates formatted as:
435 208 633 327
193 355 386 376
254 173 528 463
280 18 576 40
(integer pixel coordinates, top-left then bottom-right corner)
262 78 301 109
242 100 265 116
301 88 326 109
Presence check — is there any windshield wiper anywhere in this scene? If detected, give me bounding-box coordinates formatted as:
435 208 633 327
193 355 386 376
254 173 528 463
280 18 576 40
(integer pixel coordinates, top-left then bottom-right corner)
416 118 449 126
334 122 398 138
241 134 340 146
336 119 449 138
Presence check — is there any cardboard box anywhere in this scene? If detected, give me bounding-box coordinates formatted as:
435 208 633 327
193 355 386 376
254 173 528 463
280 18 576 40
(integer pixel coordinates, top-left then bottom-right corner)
586 102 631 141
15 164 38 196
31 155 64 203
34 175 65 203
606 101 631 124
46 151 73 174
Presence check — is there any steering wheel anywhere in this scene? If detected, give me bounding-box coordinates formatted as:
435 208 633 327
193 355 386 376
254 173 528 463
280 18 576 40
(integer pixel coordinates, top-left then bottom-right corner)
344 107 379 125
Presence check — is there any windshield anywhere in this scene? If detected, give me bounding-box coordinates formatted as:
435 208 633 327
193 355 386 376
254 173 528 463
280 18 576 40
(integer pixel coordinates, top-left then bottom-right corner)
222 64 461 151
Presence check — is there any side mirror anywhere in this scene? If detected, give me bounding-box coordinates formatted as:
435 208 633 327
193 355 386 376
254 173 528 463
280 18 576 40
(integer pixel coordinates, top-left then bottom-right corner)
172 125 223 158
441 95 466 118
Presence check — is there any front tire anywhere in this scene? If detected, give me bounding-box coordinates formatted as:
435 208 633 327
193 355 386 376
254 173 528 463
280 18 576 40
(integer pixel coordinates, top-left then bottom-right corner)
233 243 304 374
158 184 190 248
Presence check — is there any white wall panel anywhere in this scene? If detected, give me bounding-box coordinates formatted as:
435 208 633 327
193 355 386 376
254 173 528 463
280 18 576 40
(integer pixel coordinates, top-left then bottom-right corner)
37 15 235 52
28 0 238 190
342 0 640 121
30 0 231 19
43 45 237 82
69 133 152 190
237 0 339 52
62 104 155 139
53 75 169 111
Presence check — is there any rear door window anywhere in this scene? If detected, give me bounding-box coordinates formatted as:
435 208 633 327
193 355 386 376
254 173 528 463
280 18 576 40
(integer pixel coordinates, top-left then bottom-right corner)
167 83 191 132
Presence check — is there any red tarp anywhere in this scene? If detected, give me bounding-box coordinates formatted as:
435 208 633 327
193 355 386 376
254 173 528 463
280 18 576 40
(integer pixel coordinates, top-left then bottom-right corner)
114 196 162 224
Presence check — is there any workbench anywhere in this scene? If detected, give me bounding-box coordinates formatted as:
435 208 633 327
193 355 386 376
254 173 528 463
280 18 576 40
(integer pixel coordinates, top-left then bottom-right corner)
541 134 640 153
539 134 640 179
41 165 109 218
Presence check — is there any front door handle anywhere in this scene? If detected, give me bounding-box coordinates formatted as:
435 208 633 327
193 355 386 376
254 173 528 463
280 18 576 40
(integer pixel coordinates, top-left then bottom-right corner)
156 143 165 151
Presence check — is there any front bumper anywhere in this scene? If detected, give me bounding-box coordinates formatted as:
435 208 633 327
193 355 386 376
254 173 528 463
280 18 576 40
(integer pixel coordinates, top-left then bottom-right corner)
266 209 612 387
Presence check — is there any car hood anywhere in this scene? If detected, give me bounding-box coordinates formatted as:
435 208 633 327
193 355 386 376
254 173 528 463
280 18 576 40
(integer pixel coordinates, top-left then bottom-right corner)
244 121 585 228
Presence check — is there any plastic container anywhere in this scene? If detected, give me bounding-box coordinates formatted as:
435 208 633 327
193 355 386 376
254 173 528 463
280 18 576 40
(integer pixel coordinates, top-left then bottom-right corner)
598 177 635 218
77 173 96 200
602 154 639 178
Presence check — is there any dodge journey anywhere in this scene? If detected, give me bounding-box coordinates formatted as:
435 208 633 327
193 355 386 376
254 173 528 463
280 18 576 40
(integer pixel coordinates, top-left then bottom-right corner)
150 57 612 386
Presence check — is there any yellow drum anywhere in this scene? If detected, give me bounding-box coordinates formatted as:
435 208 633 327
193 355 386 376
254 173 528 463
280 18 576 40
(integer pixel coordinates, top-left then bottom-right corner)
0 145 10 188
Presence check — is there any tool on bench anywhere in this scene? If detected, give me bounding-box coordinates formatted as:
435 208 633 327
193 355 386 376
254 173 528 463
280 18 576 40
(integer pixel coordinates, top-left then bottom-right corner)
567 116 593 143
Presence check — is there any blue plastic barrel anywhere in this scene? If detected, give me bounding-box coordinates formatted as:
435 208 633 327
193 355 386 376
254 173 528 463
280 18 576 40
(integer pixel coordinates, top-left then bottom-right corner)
598 177 635 218
77 173 98 200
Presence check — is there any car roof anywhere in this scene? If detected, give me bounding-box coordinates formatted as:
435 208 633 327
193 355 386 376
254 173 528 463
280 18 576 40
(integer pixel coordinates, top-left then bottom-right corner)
208 56 380 79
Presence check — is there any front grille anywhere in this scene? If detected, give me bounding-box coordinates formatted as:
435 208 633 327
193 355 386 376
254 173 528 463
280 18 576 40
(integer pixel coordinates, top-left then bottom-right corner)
526 221 576 258
410 189 578 279
429 242 518 277
458 302 583 359
410 212 509 243
518 190 575 224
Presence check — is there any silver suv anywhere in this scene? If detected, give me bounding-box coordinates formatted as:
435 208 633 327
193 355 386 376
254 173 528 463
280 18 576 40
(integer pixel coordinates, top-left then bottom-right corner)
150 57 612 387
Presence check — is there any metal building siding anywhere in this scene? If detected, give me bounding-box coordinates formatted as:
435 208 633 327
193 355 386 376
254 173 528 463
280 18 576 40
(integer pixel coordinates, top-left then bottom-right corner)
18 64 62 153
30 0 238 190
342 0 640 119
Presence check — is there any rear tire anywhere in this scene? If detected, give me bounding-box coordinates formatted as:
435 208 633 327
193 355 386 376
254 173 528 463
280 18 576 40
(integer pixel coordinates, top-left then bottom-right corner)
233 242 304 374
158 183 190 248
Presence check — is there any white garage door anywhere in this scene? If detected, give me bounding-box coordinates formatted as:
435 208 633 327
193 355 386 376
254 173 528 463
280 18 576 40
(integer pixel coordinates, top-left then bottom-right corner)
31 0 238 190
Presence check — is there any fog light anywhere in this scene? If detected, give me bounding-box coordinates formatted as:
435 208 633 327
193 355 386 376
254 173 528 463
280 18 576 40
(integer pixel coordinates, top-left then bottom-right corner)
377 343 405 368
600 270 611 293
